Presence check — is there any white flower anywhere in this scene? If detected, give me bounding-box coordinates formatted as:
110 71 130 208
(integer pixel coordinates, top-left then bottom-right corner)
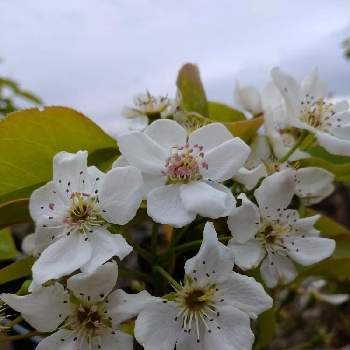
272 67 350 156
123 91 177 130
228 170 335 288
135 222 272 350
117 119 250 227
234 135 335 204
1 262 154 350
299 279 349 307
29 151 144 285
234 82 263 116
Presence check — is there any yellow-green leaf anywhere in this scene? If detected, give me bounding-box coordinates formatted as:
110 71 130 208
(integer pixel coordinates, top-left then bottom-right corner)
0 228 20 260
0 106 118 204
176 63 209 117
208 101 246 122
0 199 31 230
0 256 35 285
254 308 276 349
224 117 264 142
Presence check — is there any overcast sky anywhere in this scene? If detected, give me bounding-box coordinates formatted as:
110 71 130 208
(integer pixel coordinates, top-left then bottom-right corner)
0 0 349 133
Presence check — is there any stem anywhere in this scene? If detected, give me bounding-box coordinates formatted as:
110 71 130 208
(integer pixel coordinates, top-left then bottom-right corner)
154 265 181 291
0 331 41 342
151 223 159 256
119 267 152 283
6 316 23 328
279 130 308 163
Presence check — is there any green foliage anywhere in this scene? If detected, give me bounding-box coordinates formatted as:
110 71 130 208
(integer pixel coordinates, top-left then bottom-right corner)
0 199 31 229
0 228 19 260
0 106 118 204
208 101 246 122
224 117 264 142
254 308 276 350
0 77 42 116
176 63 209 117
0 256 35 285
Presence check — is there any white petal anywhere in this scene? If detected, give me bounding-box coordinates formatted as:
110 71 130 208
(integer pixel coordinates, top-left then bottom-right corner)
94 331 133 350
99 166 144 225
125 115 149 131
234 82 263 115
295 167 334 202
286 237 335 266
301 67 328 100
317 293 349 305
108 289 156 325
147 184 196 227
36 330 77 350
293 215 320 236
81 228 132 273
180 181 234 219
204 181 236 216
201 138 251 181
260 255 297 288
255 169 295 218
202 305 254 350
317 131 350 156
32 233 92 285
29 181 67 222
271 67 302 117
185 222 234 283
21 233 37 256
118 131 168 174
144 119 187 149
227 194 261 243
67 261 118 302
112 155 129 167
86 165 105 193
135 300 182 350
1 283 69 332
229 239 265 270
143 173 167 196
219 272 273 318
234 165 267 190
189 123 233 152
53 151 90 197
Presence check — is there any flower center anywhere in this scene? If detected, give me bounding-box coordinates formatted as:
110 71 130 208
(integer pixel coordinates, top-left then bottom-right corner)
299 96 334 131
256 219 291 253
64 193 105 233
163 143 208 184
134 93 170 118
173 277 220 341
66 303 111 338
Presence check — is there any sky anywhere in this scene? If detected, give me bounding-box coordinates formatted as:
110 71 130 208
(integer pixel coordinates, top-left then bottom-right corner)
0 0 349 134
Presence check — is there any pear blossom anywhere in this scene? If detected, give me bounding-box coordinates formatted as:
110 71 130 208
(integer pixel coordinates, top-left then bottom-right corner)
272 67 350 156
29 150 144 285
135 222 272 349
118 119 250 227
234 135 335 204
299 279 349 307
228 170 335 288
234 82 263 116
123 91 178 130
1 262 153 350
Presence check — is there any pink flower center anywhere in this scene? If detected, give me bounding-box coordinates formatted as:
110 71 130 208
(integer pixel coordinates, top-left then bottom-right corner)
163 143 208 184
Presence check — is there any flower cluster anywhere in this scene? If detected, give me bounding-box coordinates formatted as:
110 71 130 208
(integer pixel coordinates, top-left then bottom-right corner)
0 66 344 350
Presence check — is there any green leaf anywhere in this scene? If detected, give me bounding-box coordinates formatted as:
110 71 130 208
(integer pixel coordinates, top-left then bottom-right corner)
298 257 350 282
306 209 350 237
208 101 246 122
176 63 209 117
0 228 19 260
0 256 35 285
224 117 264 142
0 106 118 204
254 307 276 349
0 199 31 230
307 146 350 164
297 157 350 182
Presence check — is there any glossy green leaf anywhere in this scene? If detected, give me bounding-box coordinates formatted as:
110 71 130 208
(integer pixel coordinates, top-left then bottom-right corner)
307 146 350 165
0 199 31 230
208 101 246 122
0 256 35 285
0 228 19 260
224 117 264 142
176 63 209 117
0 106 118 204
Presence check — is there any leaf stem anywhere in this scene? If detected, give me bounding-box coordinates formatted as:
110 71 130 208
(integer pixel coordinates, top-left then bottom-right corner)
0 331 41 342
154 265 181 291
279 130 308 163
